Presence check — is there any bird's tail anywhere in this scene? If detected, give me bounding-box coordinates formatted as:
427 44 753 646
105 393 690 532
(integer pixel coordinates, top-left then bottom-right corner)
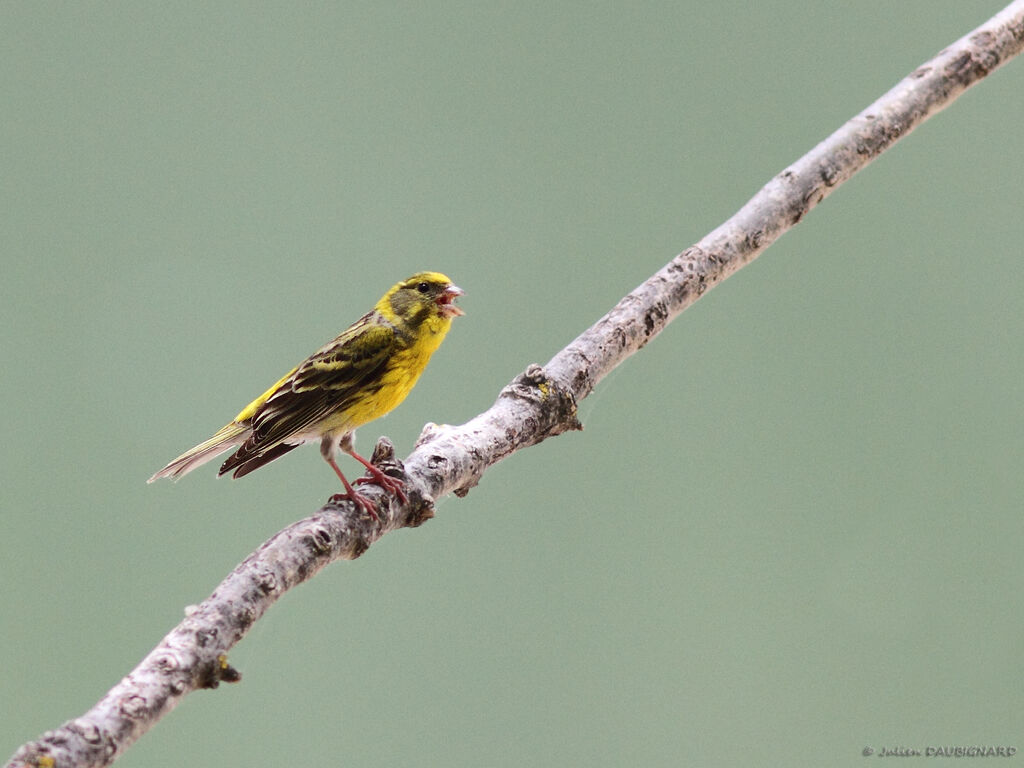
147 422 249 482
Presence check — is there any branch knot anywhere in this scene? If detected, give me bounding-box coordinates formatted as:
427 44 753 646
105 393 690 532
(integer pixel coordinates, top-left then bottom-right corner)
500 364 583 437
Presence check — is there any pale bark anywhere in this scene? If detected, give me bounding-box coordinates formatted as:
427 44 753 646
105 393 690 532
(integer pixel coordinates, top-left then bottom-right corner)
8 3 1024 767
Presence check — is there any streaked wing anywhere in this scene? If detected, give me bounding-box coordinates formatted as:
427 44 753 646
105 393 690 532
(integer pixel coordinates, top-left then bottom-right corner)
288 312 398 394
238 313 396 456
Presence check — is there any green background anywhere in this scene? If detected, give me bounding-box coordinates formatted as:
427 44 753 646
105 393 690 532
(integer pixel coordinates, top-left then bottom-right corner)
3 2 1021 766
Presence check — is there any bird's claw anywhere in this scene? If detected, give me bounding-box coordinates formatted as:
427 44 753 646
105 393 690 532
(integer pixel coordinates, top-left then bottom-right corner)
328 491 380 521
355 470 408 504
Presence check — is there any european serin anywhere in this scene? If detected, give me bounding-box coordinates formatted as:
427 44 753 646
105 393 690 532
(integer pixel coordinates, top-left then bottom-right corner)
149 271 464 517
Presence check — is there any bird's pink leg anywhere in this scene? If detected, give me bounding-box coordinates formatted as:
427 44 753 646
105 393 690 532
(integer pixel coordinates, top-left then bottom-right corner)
325 455 379 521
348 448 408 504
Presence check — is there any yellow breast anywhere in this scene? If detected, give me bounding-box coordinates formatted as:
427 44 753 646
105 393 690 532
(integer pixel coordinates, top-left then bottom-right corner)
318 312 453 434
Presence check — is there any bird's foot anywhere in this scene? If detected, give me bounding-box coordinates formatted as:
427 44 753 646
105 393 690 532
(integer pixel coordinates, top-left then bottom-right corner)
328 491 379 521
355 468 408 504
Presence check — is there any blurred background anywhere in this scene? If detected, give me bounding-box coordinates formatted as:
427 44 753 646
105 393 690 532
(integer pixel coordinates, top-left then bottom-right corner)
2 2 1021 766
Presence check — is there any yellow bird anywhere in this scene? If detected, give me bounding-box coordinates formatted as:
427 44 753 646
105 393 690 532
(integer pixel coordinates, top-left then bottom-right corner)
149 272 464 517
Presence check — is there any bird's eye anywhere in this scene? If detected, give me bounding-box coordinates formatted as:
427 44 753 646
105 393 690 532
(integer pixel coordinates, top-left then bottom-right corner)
416 282 430 293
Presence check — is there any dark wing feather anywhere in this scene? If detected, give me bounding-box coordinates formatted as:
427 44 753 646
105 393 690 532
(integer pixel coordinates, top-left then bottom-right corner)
226 442 300 479
219 313 396 475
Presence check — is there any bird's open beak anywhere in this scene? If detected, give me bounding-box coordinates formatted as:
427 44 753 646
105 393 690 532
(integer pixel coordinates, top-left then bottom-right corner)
438 284 465 317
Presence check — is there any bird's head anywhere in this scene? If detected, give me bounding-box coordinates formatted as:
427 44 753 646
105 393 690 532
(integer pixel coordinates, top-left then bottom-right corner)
381 272 465 330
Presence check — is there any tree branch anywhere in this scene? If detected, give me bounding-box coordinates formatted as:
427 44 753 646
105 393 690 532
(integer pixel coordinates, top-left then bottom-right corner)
8 3 1024 767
